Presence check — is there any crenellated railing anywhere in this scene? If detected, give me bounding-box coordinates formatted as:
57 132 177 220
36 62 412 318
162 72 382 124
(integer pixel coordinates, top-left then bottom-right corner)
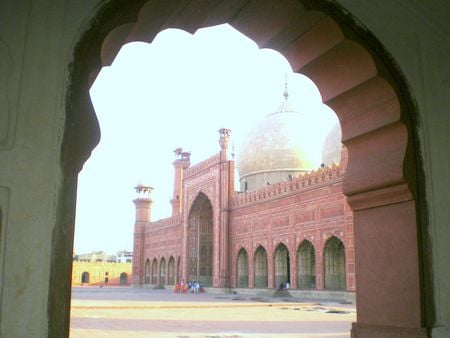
150 214 183 229
231 164 344 207
184 153 221 178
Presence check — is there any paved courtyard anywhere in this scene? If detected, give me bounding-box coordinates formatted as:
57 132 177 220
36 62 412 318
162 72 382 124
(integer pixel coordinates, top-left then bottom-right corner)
70 287 355 338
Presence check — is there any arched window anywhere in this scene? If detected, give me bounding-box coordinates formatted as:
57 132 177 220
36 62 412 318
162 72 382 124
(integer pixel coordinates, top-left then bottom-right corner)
324 236 346 290
297 240 316 289
236 248 248 287
274 243 290 288
254 246 268 288
81 271 89 284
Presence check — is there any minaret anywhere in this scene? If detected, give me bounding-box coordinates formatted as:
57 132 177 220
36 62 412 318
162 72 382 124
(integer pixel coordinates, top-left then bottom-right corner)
218 128 231 161
131 184 153 286
218 128 233 287
171 148 190 216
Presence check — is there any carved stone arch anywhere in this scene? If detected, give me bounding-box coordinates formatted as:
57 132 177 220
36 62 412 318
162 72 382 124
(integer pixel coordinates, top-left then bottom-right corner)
168 256 175 285
236 247 249 288
151 257 158 284
62 0 426 336
274 242 290 288
297 239 316 289
187 189 215 217
323 236 346 290
187 191 213 286
144 258 151 284
253 245 268 288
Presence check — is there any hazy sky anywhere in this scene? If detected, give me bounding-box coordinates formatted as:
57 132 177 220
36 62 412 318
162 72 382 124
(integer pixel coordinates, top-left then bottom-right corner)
74 24 338 254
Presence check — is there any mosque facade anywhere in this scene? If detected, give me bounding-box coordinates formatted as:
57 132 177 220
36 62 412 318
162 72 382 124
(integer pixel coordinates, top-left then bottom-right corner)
132 89 354 296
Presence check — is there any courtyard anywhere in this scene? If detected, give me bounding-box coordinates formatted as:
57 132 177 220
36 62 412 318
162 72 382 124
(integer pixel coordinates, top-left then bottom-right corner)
70 287 355 337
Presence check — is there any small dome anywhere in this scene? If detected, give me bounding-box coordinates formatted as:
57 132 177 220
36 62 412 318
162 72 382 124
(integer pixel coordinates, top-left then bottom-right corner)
322 123 342 166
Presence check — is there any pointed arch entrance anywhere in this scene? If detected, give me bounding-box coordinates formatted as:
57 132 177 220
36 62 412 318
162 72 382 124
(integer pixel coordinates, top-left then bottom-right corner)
81 271 89 284
236 248 249 287
61 1 430 337
151 258 157 284
160 257 166 285
168 256 175 285
297 240 316 289
144 259 150 284
324 236 346 290
187 193 213 286
120 272 128 285
274 243 290 288
254 246 268 288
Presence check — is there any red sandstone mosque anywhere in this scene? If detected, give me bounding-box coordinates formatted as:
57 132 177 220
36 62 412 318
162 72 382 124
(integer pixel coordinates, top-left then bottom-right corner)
132 87 354 298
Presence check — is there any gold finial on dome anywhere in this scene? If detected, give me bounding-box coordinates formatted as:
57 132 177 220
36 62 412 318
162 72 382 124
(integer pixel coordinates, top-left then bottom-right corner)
273 74 295 115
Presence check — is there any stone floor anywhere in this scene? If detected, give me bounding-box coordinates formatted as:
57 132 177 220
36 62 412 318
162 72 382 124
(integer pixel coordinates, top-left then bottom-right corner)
70 286 355 338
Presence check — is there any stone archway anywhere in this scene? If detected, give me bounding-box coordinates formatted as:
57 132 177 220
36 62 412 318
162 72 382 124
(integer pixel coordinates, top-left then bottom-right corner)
297 240 316 289
120 272 128 285
144 259 150 284
254 246 268 288
81 271 89 284
323 236 346 290
151 258 157 284
168 257 175 285
63 1 426 337
274 243 290 289
187 193 213 286
236 248 249 288
160 258 166 285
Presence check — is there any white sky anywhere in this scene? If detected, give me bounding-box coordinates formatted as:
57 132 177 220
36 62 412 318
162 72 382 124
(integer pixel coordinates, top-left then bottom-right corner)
74 24 338 255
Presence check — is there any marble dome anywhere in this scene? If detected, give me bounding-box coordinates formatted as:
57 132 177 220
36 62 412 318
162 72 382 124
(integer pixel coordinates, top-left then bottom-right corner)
237 90 318 181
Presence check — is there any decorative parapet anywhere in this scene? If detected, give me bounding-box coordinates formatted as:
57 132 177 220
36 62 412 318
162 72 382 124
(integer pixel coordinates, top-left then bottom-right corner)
231 165 344 207
150 214 183 229
185 153 221 178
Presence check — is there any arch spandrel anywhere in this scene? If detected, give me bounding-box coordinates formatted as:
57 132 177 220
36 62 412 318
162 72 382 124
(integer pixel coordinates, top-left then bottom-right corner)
186 189 215 218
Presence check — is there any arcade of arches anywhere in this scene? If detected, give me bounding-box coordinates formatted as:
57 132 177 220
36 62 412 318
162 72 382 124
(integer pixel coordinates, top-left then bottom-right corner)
1 1 449 338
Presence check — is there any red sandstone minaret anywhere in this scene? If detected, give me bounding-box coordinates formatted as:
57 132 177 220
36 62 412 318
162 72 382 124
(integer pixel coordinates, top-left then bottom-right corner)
131 184 153 286
218 128 233 287
170 148 191 216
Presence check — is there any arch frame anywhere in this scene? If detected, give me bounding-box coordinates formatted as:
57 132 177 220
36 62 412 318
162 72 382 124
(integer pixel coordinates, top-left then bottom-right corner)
56 1 430 337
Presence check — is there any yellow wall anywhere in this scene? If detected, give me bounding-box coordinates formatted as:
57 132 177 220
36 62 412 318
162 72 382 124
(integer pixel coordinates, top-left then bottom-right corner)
72 261 132 286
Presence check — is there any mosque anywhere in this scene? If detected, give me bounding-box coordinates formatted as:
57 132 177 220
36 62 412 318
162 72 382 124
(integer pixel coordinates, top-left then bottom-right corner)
132 87 354 298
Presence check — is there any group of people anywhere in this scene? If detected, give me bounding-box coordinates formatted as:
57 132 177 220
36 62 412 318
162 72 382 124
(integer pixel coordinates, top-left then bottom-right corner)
278 282 290 291
173 280 201 294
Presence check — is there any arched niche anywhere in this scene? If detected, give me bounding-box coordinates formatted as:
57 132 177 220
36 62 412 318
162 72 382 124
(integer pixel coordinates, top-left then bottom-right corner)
254 246 268 288
168 256 175 285
236 248 249 288
144 258 150 284
274 243 290 289
187 192 213 286
297 240 316 289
